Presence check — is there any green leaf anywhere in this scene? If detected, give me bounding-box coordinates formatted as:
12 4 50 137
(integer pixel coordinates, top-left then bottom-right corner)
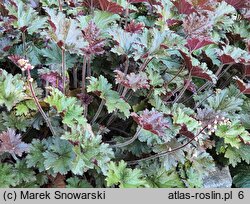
173 107 200 132
44 8 85 53
45 88 87 128
216 122 250 148
0 70 25 111
232 164 250 188
78 11 119 33
13 160 36 185
186 167 203 188
71 135 114 175
4 0 46 34
225 144 250 167
106 160 146 188
1 112 31 132
206 86 244 113
66 177 92 188
13 43 42 66
41 42 77 68
87 75 131 117
43 137 75 175
211 1 236 31
26 139 47 172
141 161 184 188
0 163 16 187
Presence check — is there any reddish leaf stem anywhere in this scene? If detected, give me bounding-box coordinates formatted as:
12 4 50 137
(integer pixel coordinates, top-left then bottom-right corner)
127 125 207 165
27 70 56 136
61 48 66 94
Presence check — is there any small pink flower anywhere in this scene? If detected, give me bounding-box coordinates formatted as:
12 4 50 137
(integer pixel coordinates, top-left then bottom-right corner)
8 55 34 71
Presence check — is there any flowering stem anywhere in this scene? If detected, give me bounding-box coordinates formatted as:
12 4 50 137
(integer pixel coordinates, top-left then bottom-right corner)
127 126 207 165
27 70 56 136
164 66 185 88
82 56 87 94
87 56 92 78
110 127 142 148
173 74 192 104
22 32 26 77
118 56 129 95
61 48 66 94
121 87 128 98
58 0 62 11
73 66 78 89
139 57 153 72
125 3 129 28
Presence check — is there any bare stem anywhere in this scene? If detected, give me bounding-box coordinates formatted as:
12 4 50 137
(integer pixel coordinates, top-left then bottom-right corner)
91 99 105 124
110 127 142 148
106 111 117 127
173 74 191 104
164 66 184 88
27 70 56 136
58 0 62 11
73 66 78 89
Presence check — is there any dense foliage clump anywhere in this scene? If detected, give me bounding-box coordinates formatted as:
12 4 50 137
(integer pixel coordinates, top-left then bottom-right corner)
0 0 250 188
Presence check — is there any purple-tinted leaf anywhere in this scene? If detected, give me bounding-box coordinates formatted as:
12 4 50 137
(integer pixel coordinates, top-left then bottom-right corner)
128 0 148 3
29 0 39 8
40 72 63 91
83 0 124 14
196 108 218 127
185 79 197 93
0 129 29 157
131 109 169 136
186 38 214 52
179 50 192 69
190 66 213 81
190 0 215 11
172 0 196 15
166 19 182 27
99 0 124 14
244 65 250 76
219 54 235 64
179 124 195 139
82 0 100 9
224 0 249 9
179 50 213 81
125 20 144 34
81 21 105 56
77 93 93 106
183 12 212 38
114 70 150 91
234 77 250 94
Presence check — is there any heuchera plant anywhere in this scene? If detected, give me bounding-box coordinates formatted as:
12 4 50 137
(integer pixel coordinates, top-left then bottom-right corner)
0 0 250 188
